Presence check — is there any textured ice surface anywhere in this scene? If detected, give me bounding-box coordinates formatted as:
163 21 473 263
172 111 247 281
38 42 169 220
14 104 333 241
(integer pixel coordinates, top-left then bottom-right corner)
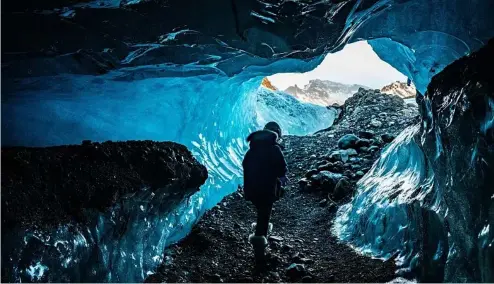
3 186 207 282
2 0 494 281
1 57 337 282
335 41 494 282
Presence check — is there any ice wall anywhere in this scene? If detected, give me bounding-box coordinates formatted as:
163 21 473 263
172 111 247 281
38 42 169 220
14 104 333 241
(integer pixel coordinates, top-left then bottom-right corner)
334 40 494 282
255 88 337 136
353 0 494 94
3 0 494 282
1 56 338 282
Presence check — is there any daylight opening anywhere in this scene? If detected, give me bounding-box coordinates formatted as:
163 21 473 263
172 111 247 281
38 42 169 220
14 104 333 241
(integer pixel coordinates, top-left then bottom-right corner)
265 41 416 107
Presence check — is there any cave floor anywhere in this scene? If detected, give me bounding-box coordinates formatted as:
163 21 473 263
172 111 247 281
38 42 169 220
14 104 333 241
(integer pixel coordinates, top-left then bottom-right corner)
148 90 418 283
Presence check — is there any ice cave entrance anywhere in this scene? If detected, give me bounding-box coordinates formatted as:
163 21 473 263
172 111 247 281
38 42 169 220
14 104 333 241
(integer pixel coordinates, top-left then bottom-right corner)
266 41 417 108
178 40 418 244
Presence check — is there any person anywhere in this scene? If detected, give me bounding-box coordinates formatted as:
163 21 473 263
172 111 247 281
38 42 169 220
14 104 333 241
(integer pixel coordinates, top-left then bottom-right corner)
242 121 288 266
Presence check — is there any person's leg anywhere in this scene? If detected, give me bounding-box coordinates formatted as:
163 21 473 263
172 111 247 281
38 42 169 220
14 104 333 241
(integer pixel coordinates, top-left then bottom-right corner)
255 202 273 236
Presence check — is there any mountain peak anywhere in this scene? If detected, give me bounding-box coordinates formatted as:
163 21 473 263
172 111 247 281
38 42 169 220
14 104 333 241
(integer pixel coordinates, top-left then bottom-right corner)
261 77 278 91
283 79 368 106
380 81 416 98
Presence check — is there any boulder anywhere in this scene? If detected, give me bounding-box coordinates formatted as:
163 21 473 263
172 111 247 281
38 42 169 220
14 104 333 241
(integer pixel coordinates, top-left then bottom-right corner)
368 146 380 152
359 130 375 139
332 178 352 200
359 146 369 153
370 119 383 128
371 136 384 146
298 178 310 191
286 263 307 279
337 134 360 149
344 148 358 156
310 171 343 192
381 133 397 143
304 169 318 178
328 149 358 163
356 138 371 147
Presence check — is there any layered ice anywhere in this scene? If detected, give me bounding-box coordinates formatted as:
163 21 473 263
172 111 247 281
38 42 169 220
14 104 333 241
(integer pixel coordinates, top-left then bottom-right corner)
334 40 494 282
1 58 336 282
2 0 494 282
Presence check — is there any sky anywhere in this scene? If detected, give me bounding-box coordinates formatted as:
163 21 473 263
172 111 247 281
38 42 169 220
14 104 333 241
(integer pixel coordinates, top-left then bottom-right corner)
268 41 407 90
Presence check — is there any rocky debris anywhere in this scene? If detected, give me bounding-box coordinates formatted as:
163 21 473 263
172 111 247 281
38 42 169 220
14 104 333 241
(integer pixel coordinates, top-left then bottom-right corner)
286 263 307 280
337 134 359 149
1 140 208 230
327 88 419 137
308 171 343 192
332 178 352 200
370 119 383 128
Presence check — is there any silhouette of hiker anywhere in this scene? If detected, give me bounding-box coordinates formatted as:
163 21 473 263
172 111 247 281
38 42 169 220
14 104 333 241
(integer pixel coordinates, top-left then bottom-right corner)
242 121 288 267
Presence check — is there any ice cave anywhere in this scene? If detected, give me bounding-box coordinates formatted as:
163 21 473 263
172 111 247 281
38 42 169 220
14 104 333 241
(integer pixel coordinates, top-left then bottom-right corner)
1 0 493 282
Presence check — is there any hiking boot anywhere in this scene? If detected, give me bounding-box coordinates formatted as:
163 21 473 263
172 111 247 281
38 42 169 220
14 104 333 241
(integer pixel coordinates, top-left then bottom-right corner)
249 234 268 269
251 222 273 234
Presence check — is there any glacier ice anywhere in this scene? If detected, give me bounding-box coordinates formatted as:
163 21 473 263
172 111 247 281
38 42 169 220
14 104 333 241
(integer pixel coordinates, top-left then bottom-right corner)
2 0 494 282
334 40 494 282
1 58 336 282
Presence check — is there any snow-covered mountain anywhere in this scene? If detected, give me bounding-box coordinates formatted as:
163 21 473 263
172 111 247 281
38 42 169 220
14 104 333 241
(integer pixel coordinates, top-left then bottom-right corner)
380 81 416 98
283 79 368 106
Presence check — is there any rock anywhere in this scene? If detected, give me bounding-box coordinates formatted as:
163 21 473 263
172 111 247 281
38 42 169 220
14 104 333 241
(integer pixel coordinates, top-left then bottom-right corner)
344 148 358 156
282 244 293 251
269 272 280 279
319 199 328 207
328 151 343 162
378 112 388 119
310 171 343 192
381 133 397 143
317 163 332 171
298 178 310 190
328 149 357 163
302 275 315 283
359 130 375 139
368 145 380 152
371 136 384 146
337 134 360 149
356 138 371 147
332 178 352 200
356 171 365 177
269 236 284 242
305 169 318 178
359 146 369 153
370 119 383 128
286 263 306 279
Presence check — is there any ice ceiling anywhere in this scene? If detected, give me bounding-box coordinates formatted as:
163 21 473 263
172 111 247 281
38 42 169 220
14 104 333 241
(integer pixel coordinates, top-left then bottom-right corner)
2 0 494 282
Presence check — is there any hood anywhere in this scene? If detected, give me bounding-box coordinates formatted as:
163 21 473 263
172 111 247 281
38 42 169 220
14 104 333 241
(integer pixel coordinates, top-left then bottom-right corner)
246 130 278 145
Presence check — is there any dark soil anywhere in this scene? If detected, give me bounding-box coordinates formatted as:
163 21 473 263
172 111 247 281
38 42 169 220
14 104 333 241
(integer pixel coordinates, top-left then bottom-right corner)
1 140 208 230
149 90 419 283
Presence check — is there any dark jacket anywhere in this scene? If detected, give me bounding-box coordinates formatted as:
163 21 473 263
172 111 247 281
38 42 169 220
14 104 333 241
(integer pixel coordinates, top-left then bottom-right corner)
242 130 288 203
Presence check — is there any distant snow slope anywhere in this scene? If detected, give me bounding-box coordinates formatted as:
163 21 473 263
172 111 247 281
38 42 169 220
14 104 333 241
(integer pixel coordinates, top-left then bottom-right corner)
283 79 368 106
257 84 338 136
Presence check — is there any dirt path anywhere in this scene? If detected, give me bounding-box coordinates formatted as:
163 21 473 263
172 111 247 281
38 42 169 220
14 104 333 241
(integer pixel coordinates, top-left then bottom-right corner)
148 89 418 283
148 134 395 283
